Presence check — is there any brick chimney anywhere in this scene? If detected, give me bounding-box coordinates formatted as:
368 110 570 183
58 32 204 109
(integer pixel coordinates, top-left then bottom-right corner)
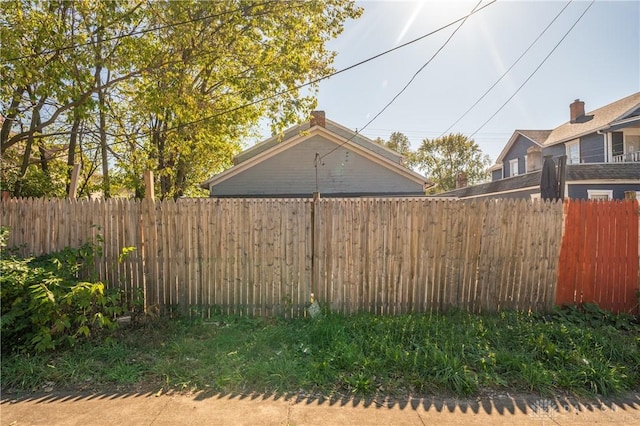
456 172 468 189
570 99 585 123
310 111 326 128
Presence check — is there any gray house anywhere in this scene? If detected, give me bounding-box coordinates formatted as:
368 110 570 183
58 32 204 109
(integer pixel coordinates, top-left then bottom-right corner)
201 111 431 197
438 93 640 200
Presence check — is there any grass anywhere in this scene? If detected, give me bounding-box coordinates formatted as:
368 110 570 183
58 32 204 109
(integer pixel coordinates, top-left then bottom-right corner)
2 307 639 399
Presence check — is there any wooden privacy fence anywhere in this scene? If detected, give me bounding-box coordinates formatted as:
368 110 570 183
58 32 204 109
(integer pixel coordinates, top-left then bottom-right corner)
557 200 639 314
1 197 637 316
313 198 562 314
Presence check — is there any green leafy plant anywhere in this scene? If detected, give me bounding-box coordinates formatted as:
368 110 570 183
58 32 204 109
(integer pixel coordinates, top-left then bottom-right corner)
0 227 135 353
2 309 639 398
543 303 639 331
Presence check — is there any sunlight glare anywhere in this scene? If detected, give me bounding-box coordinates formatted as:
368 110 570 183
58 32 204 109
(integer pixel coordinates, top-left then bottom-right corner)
395 2 424 45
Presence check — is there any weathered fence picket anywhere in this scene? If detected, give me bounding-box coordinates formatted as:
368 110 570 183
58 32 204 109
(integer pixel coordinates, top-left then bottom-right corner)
1 197 637 315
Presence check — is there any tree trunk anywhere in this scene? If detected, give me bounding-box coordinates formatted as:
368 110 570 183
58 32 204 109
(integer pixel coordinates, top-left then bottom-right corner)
174 156 189 200
1 87 25 153
95 30 110 198
66 112 81 196
38 146 49 174
14 98 44 196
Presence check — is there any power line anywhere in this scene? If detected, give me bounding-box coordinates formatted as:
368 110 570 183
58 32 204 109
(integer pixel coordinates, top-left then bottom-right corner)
5 1 277 62
157 1 497 139
439 0 574 138
107 0 496 143
318 0 488 163
5 0 497 150
469 0 595 139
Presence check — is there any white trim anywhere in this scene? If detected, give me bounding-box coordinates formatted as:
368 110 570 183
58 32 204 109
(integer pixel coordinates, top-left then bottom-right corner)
605 132 612 163
236 122 306 160
565 179 640 184
457 186 540 200
233 118 403 165
600 113 640 130
509 158 519 177
587 189 613 200
565 139 580 164
545 129 602 148
624 132 640 154
202 126 431 189
494 130 546 165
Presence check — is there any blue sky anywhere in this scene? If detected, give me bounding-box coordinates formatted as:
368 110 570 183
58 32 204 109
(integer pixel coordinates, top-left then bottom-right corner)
262 0 640 164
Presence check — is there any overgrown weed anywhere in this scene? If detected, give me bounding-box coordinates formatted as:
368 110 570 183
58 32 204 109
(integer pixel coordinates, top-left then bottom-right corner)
2 306 638 399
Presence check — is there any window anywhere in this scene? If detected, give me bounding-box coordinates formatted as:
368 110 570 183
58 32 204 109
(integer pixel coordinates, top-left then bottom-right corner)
566 140 580 164
509 159 519 177
625 135 640 161
587 189 613 201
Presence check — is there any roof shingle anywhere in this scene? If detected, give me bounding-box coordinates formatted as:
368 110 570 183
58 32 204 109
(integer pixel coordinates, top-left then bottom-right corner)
543 92 640 146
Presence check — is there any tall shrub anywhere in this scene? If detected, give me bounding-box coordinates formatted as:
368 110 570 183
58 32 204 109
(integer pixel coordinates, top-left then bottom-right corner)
0 228 135 353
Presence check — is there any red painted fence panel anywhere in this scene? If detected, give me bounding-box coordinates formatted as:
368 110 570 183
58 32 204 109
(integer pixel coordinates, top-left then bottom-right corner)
556 200 639 314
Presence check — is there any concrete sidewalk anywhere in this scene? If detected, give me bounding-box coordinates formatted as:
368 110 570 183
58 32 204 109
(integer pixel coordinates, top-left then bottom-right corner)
2 390 639 425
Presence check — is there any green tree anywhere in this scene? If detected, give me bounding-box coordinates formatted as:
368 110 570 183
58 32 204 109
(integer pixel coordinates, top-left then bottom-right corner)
374 131 416 168
0 0 148 197
118 0 361 199
414 133 490 193
1 0 361 199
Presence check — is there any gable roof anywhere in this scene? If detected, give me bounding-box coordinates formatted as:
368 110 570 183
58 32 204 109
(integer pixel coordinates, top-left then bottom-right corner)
491 129 552 167
543 92 640 147
234 118 403 165
201 124 431 190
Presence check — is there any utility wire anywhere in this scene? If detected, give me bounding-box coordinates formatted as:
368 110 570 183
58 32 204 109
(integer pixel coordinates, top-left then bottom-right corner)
146 0 496 142
468 0 594 139
5 1 277 62
6 0 496 148
318 0 486 163
439 0 573 138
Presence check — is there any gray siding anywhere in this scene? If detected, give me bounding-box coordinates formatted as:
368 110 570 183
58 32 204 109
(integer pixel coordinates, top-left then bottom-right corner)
491 169 502 182
541 144 566 159
540 133 604 163
580 132 605 163
325 123 403 162
503 135 536 177
210 135 424 197
568 183 640 200
235 122 402 165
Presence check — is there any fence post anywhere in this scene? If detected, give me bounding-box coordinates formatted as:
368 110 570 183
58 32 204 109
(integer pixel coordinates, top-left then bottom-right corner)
141 170 157 314
311 192 320 306
144 171 155 202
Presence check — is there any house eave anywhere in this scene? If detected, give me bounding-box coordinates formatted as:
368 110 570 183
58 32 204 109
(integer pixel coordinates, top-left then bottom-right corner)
494 130 549 164
201 126 431 190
